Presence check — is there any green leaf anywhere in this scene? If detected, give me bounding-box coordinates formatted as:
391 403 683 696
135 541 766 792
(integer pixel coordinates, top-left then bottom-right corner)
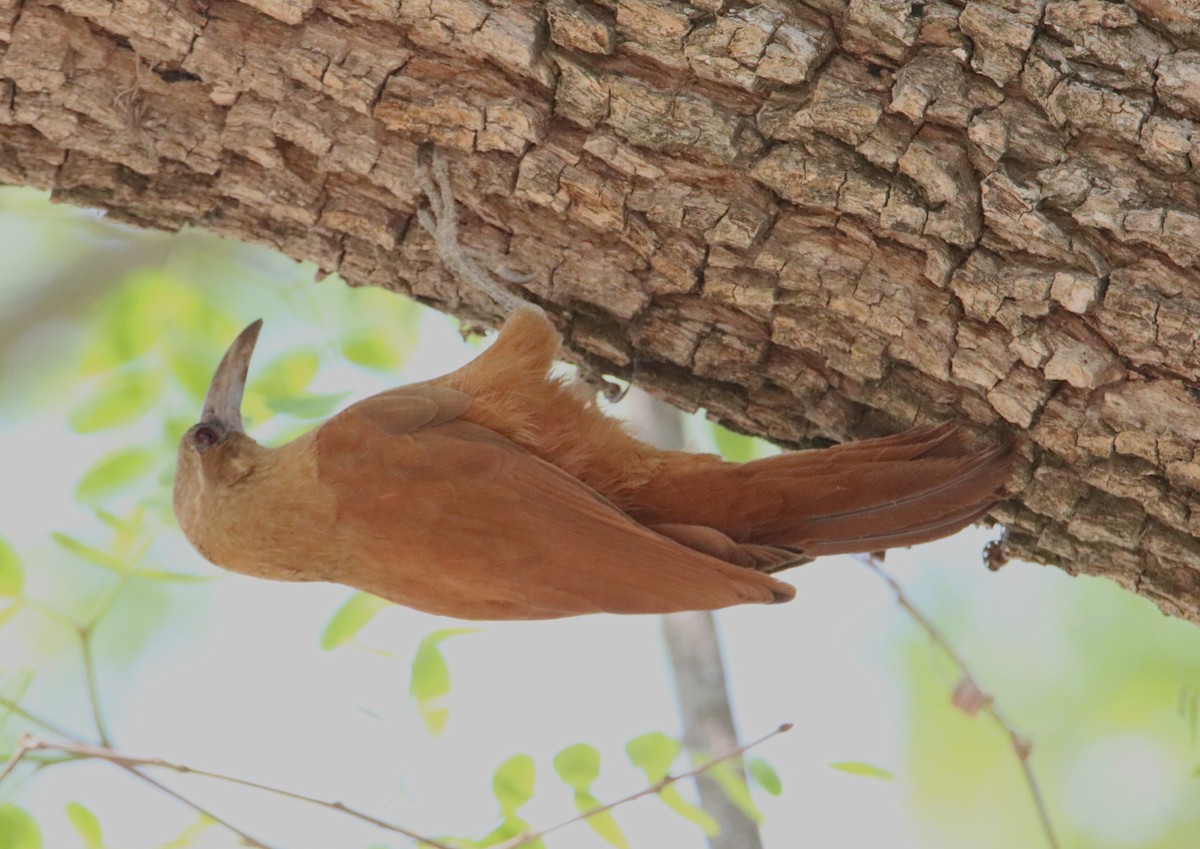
626 732 680 782
0 537 23 597
69 368 157 433
573 791 629 849
748 758 782 796
1179 687 1198 749
339 294 420 370
625 736 720 836
51 532 128 574
409 628 476 735
132 569 217 584
829 761 894 780
160 814 216 849
712 426 771 463
0 604 22 630
65 802 103 849
250 350 319 398
266 391 348 419
75 447 156 501
53 529 206 583
553 743 601 791
419 705 450 735
478 818 542 849
170 337 229 403
708 762 763 823
342 331 405 370
492 754 535 814
93 509 139 537
0 804 41 849
320 592 389 650
658 785 719 836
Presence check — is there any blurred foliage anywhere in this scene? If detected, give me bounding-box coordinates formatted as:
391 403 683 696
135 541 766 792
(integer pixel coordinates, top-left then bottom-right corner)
1 185 1198 849
829 761 894 780
482 753 541 848
407 628 479 736
0 189 774 849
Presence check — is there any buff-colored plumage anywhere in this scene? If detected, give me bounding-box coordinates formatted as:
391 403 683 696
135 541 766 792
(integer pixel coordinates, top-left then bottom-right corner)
174 307 1012 620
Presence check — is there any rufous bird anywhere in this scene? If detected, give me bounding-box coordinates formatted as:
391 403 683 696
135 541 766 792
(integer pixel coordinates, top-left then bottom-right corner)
174 307 1013 620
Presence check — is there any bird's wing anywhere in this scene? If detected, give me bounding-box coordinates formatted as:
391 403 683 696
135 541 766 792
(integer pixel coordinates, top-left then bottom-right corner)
315 388 793 619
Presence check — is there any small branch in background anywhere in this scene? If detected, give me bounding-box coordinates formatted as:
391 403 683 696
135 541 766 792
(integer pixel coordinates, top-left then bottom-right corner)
0 725 790 849
114 767 284 849
857 555 1060 849
0 736 457 849
0 698 280 849
79 630 113 748
628 387 765 849
0 734 34 785
661 612 765 849
495 723 792 849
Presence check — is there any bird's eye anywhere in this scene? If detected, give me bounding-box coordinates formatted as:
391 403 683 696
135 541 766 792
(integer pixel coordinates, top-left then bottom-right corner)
192 425 220 450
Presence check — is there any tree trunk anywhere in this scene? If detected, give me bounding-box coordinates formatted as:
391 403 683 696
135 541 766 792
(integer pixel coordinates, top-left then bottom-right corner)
2 0 1199 621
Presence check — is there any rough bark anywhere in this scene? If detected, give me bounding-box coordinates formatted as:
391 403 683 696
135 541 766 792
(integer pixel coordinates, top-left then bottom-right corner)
2 0 1199 621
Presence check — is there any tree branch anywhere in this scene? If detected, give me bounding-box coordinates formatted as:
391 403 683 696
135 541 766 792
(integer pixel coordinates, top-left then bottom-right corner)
0 697 281 849
857 555 1060 849
0 734 34 785
0 722 790 849
0 737 459 849
493 723 792 849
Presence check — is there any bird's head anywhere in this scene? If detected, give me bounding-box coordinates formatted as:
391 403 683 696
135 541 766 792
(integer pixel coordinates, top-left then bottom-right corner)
173 320 268 542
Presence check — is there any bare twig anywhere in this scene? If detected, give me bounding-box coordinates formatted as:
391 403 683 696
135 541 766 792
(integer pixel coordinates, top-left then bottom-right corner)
79 630 113 747
112 765 283 849
0 699 278 849
0 694 78 740
0 723 790 849
856 555 1060 849
0 734 34 785
413 144 530 312
0 737 459 849
493 723 793 849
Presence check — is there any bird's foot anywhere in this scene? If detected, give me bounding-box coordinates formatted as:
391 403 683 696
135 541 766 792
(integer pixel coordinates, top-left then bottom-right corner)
413 144 531 313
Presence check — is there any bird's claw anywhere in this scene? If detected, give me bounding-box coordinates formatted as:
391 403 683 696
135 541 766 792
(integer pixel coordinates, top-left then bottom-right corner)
413 144 528 313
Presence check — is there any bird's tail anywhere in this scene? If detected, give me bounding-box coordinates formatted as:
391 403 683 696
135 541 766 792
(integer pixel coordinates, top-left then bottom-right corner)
633 424 1014 563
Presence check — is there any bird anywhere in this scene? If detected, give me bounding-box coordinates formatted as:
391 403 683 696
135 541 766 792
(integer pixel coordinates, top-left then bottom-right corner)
174 306 1014 620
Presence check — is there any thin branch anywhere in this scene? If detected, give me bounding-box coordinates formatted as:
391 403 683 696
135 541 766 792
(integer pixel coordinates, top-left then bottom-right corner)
78 629 113 747
112 764 284 849
0 701 277 849
0 694 80 741
0 734 34 785
0 726 790 849
493 723 793 849
856 555 1060 849
3 738 460 849
19 596 80 631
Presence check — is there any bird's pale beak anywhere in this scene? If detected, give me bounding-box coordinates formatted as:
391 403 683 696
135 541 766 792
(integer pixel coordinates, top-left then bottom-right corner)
201 319 262 432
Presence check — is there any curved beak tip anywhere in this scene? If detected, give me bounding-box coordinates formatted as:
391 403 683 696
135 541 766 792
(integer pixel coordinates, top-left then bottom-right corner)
201 319 264 432
240 318 264 346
